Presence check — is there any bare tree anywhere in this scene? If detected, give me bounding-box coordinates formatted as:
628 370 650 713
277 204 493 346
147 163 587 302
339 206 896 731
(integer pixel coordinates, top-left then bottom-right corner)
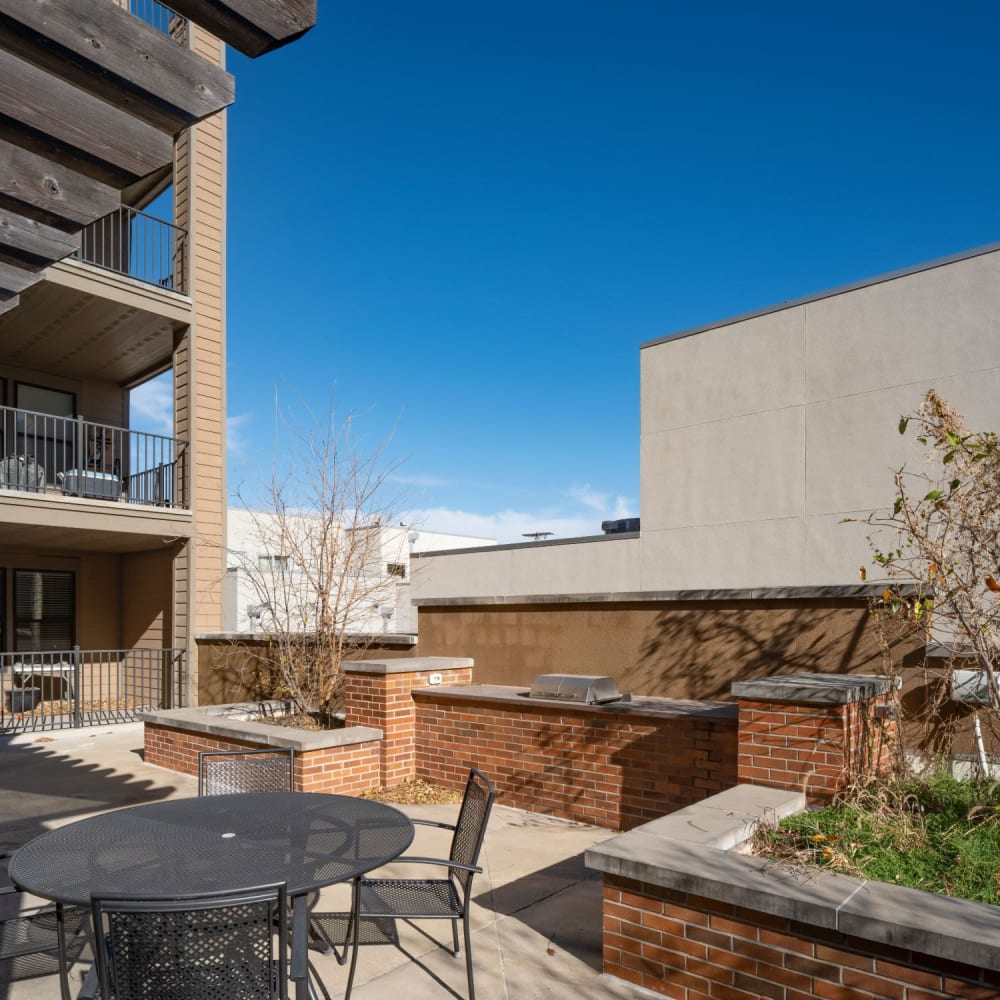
231 402 405 719
862 390 1000 771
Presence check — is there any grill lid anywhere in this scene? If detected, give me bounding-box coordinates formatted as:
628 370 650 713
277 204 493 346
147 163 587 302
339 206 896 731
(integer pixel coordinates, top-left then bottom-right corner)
527 673 622 705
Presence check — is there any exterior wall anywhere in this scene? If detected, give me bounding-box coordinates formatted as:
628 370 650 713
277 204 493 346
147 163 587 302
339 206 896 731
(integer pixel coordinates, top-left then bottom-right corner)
195 636 417 706
413 691 738 830
415 598 918 696
174 23 227 701
76 553 121 648
412 535 640 601
640 246 1000 591
602 875 1000 1000
143 722 382 795
121 548 174 649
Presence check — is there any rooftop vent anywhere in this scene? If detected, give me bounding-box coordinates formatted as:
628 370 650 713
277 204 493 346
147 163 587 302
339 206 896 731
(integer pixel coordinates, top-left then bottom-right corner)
601 517 639 535
527 673 624 705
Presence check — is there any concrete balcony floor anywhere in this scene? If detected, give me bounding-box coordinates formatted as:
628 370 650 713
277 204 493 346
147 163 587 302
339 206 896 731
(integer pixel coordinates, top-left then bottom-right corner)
0 724 635 1000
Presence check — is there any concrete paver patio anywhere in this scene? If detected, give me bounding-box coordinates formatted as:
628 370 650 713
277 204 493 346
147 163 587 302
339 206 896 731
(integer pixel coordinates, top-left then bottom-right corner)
0 724 640 1000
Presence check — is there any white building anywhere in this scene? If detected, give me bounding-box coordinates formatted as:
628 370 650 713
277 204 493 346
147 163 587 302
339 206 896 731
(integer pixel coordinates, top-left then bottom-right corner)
223 508 494 634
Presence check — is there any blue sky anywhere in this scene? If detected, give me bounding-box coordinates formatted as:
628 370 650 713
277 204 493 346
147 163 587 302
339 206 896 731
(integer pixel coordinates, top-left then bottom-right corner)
133 2 1000 543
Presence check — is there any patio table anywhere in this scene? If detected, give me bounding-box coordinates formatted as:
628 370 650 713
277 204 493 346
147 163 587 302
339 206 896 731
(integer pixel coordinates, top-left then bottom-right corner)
9 792 414 999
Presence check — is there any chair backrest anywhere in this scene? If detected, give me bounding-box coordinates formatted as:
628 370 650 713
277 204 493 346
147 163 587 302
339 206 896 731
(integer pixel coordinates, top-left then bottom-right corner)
449 768 495 892
90 883 288 1000
198 746 294 796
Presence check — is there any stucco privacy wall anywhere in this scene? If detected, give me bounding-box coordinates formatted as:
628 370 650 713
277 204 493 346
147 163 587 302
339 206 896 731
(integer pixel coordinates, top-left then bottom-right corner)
412 596 918 694
640 242 1000 590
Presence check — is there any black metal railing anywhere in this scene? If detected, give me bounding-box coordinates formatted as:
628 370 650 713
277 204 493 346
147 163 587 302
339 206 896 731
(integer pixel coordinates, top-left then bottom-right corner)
75 206 187 294
0 407 188 508
130 0 188 41
0 647 187 733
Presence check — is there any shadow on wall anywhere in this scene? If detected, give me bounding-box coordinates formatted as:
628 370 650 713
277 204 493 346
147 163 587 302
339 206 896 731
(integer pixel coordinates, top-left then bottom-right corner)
626 599 924 701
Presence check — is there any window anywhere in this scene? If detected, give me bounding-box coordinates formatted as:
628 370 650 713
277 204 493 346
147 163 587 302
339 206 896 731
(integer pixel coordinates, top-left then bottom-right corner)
386 563 406 579
258 554 290 573
14 570 74 652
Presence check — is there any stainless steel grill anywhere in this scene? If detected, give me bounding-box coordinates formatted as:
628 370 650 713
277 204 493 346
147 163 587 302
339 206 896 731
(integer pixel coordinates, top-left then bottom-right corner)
527 674 623 705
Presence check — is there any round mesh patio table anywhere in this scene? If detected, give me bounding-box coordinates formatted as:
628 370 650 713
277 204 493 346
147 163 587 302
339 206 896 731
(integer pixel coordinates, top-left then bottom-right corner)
9 792 414 905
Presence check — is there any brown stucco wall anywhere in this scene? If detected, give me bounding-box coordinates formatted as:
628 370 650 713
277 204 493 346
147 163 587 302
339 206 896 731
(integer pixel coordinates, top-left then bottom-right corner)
195 636 417 706
414 598 924 700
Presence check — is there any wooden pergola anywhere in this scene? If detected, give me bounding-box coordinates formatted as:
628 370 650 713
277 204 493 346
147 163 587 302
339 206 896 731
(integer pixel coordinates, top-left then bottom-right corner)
0 0 316 315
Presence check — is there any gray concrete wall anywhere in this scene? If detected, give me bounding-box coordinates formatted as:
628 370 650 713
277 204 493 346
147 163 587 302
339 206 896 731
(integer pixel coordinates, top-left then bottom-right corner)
639 244 1000 590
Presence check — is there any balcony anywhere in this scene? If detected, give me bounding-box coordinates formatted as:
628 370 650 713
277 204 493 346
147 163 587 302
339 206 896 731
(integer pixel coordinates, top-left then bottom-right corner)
74 206 187 295
0 407 187 509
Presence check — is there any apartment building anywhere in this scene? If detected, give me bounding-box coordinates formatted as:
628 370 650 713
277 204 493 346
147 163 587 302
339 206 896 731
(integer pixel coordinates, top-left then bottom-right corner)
0 0 314 730
224 508 495 634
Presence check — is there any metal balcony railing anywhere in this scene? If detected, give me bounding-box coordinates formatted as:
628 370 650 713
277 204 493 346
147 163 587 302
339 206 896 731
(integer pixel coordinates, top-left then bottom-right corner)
0 407 188 509
75 205 187 294
0 647 187 732
130 0 188 42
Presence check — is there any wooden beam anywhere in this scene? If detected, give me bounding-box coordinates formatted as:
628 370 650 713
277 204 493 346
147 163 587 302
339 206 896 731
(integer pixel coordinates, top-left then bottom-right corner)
0 0 235 134
0 141 120 230
0 50 173 186
0 262 42 299
0 208 80 269
164 0 316 57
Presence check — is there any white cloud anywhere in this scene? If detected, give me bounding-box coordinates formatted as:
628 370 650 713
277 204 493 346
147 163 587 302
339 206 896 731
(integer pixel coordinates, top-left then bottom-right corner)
227 413 253 461
129 375 173 435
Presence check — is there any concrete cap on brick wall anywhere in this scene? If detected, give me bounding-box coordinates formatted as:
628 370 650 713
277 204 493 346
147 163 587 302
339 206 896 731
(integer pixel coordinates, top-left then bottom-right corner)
342 656 473 676
731 673 892 705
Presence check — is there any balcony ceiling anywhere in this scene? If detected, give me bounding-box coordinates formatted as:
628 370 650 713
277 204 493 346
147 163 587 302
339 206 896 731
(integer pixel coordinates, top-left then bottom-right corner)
0 261 187 384
0 494 193 554
0 0 315 314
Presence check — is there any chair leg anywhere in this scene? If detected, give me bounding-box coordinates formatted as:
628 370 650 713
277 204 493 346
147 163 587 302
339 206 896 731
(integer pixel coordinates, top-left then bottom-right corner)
462 911 475 1000
451 917 460 957
343 878 361 1000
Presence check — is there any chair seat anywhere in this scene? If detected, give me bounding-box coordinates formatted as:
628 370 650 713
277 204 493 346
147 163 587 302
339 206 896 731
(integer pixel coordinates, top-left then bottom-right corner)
359 878 462 919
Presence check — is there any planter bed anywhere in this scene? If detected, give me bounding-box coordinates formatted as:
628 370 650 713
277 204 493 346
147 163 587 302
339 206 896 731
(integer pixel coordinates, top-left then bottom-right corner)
142 702 384 796
586 784 1000 998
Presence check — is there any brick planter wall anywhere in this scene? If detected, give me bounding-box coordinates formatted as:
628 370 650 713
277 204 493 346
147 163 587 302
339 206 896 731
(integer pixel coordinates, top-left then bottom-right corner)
602 876 1000 999
412 687 738 830
144 717 382 795
733 674 897 802
343 658 473 786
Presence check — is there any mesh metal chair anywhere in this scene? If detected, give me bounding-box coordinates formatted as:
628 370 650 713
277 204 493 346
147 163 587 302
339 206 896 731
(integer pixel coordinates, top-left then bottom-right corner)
198 746 294 796
82 883 289 1000
0 885 87 1000
342 768 495 1000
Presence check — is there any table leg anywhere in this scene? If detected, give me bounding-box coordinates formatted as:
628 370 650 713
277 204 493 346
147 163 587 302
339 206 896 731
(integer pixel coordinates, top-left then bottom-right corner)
292 894 309 1000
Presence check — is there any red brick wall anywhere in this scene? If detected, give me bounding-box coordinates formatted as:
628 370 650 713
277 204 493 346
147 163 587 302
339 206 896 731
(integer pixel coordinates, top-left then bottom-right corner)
144 723 382 795
603 875 1000 999
413 694 738 830
344 667 473 786
737 692 896 802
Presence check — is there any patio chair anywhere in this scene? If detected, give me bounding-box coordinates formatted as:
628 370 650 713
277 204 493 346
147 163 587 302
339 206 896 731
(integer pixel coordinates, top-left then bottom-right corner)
82 883 291 1000
0 885 87 1000
198 746 294 796
341 768 495 1000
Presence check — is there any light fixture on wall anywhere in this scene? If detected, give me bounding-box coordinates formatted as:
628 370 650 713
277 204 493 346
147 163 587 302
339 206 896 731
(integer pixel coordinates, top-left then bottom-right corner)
379 604 394 632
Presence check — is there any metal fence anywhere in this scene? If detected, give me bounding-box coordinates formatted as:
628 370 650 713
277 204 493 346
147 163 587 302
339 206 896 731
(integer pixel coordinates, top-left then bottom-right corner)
0 647 186 733
130 0 188 42
0 407 187 508
75 205 187 294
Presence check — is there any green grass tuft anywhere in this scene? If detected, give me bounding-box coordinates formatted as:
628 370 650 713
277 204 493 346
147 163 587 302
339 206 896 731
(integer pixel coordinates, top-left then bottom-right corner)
758 776 1000 904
